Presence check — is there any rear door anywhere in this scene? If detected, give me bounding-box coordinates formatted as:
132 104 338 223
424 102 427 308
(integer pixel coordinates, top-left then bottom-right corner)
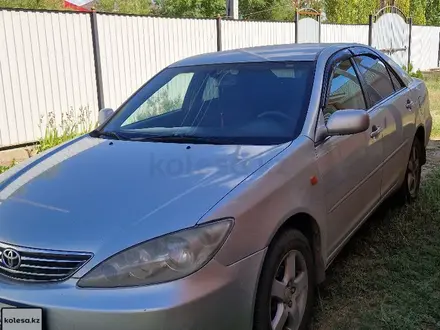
351 49 412 196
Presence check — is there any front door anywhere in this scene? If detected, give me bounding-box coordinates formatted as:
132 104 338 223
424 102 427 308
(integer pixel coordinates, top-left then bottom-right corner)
315 56 384 258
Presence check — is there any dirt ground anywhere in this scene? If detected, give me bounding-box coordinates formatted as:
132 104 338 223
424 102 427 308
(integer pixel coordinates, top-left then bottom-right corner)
423 139 440 180
0 146 36 166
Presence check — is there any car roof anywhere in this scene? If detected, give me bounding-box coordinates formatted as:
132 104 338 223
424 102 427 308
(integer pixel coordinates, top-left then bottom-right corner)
169 43 365 67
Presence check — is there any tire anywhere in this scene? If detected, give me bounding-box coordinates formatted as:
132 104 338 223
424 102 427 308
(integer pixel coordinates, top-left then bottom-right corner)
396 136 423 204
253 229 315 330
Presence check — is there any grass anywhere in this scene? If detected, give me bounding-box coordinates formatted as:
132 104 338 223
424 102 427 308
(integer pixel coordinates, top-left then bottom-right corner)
37 106 94 153
424 73 440 139
0 159 17 174
0 165 11 174
0 107 94 175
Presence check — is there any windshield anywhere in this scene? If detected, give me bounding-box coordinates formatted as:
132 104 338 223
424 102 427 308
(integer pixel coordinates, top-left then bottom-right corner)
100 61 315 145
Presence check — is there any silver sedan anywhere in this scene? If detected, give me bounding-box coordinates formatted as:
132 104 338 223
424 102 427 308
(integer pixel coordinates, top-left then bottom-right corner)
0 43 431 330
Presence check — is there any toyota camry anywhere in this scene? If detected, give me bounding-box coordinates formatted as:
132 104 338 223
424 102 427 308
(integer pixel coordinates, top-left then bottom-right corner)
0 43 431 330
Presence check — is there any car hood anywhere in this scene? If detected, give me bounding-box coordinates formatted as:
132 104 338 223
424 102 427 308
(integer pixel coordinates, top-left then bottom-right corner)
0 135 288 257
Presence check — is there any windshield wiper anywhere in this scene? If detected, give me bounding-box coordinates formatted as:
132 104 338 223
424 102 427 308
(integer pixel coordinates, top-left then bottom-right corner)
89 130 127 141
91 131 236 144
128 134 231 144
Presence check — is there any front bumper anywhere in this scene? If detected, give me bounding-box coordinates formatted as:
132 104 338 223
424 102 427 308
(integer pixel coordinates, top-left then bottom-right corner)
0 249 265 330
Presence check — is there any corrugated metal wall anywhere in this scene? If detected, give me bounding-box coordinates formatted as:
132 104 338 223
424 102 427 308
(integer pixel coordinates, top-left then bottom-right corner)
0 9 98 148
372 13 410 68
321 24 370 44
1 9 439 148
221 20 296 50
297 18 319 43
412 25 440 71
97 15 217 109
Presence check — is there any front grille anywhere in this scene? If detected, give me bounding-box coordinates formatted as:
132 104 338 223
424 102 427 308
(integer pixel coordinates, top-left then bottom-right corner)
0 242 93 282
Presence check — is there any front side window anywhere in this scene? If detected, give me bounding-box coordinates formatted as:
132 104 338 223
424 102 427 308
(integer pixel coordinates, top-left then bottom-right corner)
101 61 315 145
353 55 395 106
324 59 366 120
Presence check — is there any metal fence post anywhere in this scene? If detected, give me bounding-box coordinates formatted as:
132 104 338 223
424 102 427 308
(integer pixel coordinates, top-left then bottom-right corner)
216 16 222 51
90 10 105 110
295 10 299 43
408 17 412 70
318 14 321 43
436 32 440 68
368 14 373 46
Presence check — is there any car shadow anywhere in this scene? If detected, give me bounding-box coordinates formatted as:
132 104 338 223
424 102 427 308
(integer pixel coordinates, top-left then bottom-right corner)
310 193 405 329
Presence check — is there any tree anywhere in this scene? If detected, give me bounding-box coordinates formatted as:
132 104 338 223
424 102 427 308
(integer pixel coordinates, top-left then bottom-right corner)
323 0 378 24
322 0 430 25
239 0 322 22
0 0 63 10
94 0 152 15
154 0 225 18
323 0 351 23
356 0 380 23
426 0 440 25
395 0 409 16
239 0 291 21
409 0 426 24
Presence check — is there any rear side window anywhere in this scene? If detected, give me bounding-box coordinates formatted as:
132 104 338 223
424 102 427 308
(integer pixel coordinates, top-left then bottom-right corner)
380 52 412 86
353 55 396 106
389 69 405 91
398 68 412 86
324 59 366 119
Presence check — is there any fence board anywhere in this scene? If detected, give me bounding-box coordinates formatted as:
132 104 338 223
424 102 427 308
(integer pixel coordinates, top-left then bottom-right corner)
221 20 296 50
321 24 369 44
411 25 440 71
297 17 319 43
1 10 440 149
0 9 97 147
97 15 217 110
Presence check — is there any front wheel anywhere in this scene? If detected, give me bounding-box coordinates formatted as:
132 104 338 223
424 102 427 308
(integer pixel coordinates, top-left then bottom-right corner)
253 229 315 330
396 137 423 203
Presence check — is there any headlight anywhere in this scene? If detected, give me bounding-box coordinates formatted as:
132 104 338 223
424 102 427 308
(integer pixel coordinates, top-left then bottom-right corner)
77 219 233 288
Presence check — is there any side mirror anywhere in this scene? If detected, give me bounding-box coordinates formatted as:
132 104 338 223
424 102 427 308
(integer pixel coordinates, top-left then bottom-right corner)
326 110 370 136
98 108 114 126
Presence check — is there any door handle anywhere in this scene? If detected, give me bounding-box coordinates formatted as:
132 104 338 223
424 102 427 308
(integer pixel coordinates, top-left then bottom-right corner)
370 125 383 139
406 99 413 110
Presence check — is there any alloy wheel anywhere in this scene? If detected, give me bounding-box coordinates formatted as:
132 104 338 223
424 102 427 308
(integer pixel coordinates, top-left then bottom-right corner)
270 250 308 330
407 142 421 198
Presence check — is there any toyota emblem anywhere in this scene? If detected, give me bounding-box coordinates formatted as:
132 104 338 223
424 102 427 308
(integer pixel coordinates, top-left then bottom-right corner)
1 248 21 270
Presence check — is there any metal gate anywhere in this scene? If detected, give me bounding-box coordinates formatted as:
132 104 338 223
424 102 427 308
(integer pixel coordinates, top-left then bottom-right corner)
295 8 321 43
369 6 412 69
